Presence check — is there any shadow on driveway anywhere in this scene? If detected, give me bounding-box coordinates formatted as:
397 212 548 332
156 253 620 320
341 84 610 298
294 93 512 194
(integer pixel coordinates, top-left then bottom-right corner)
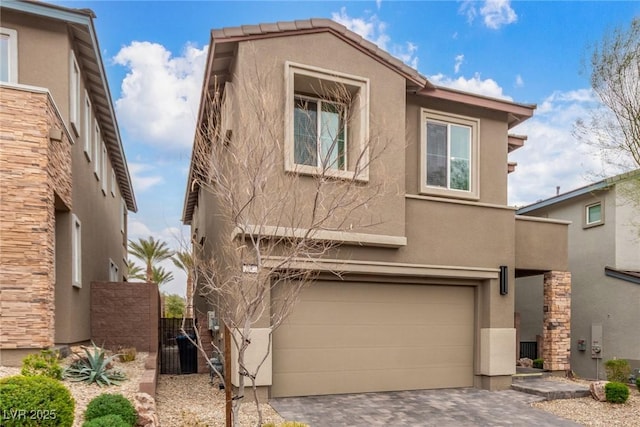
270 388 581 426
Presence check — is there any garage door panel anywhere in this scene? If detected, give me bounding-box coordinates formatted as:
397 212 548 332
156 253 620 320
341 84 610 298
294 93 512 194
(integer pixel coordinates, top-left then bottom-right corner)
276 323 473 348
272 281 475 397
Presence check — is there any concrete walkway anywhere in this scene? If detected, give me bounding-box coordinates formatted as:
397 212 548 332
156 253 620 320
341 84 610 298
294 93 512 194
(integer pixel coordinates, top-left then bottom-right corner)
270 387 581 426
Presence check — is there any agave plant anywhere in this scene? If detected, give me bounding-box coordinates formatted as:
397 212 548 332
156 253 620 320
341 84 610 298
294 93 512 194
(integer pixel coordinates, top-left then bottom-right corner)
63 342 127 386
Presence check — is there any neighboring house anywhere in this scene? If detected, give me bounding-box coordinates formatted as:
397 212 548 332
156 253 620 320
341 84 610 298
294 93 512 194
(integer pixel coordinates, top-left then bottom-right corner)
0 1 136 366
182 19 571 398
516 170 640 379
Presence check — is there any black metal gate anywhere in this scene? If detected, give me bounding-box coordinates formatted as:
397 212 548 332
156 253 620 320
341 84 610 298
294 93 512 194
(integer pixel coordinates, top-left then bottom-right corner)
519 341 538 360
160 318 197 374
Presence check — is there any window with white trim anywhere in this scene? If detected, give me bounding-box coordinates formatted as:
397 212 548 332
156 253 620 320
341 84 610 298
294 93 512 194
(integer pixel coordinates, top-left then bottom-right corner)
111 169 116 197
585 201 603 227
109 259 119 282
70 51 80 135
0 27 18 83
285 62 369 181
83 93 92 160
294 95 346 170
72 214 82 288
420 109 479 200
120 199 126 234
94 121 101 179
101 142 107 194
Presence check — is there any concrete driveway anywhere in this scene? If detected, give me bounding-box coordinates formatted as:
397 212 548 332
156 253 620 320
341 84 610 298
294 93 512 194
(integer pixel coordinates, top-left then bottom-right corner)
270 388 581 426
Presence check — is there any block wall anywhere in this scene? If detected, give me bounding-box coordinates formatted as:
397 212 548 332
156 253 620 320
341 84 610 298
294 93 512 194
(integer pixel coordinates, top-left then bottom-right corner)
543 270 572 371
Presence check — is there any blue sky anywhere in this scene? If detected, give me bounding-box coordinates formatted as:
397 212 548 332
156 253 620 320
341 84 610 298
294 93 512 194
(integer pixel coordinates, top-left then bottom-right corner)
52 0 639 295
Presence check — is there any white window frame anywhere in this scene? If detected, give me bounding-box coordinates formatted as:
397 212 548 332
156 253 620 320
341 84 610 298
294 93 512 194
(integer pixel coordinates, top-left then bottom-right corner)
109 259 119 282
70 50 81 135
120 199 126 234
111 169 116 197
94 120 101 180
101 142 107 194
284 61 370 182
420 109 480 200
83 92 92 160
72 214 82 288
0 27 18 83
293 94 348 172
584 201 604 228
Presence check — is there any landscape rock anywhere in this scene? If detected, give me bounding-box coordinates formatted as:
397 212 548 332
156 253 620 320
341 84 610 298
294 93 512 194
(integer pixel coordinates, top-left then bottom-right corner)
134 392 160 427
518 358 533 368
590 380 609 401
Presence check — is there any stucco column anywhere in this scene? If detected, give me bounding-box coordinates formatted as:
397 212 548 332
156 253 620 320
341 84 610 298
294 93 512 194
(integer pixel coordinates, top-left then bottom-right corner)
542 271 571 371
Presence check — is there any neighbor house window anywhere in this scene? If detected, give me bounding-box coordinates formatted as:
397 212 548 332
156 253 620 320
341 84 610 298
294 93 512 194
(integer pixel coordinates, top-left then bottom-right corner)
70 51 80 135
420 109 479 200
294 96 346 171
72 214 82 288
94 121 101 179
111 169 116 197
109 259 119 282
0 27 18 83
285 62 369 181
585 201 603 227
83 93 92 160
101 142 107 194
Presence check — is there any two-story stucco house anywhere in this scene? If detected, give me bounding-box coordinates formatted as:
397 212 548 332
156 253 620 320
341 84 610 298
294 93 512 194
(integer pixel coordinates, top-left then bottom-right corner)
516 170 640 379
182 19 572 398
0 0 136 365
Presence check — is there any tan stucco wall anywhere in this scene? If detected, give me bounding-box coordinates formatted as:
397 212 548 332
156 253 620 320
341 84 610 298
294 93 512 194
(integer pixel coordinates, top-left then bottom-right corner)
1 9 130 352
514 216 569 271
614 181 640 270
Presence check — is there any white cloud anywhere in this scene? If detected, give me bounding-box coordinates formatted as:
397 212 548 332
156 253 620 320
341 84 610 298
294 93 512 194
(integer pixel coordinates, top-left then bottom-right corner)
113 41 208 151
515 74 524 88
454 54 464 74
508 88 607 207
429 72 512 100
459 0 518 29
376 0 382 10
332 7 418 70
128 162 164 192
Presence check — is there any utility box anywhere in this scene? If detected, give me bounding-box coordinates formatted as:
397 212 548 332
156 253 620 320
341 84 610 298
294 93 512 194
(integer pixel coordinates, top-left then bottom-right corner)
591 324 603 359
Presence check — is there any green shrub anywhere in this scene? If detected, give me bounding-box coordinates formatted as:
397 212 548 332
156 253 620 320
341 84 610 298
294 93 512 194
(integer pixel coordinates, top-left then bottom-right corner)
636 377 640 392
63 342 127 386
604 359 631 383
84 393 137 426
533 358 544 369
605 381 629 403
21 349 63 379
0 375 75 427
83 414 130 427
117 347 137 363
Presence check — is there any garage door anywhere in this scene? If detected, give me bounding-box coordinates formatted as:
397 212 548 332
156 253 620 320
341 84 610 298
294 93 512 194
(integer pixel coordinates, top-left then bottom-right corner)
272 280 475 397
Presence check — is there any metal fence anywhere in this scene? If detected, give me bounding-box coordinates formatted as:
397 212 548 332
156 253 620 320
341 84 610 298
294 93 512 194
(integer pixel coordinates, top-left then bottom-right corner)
160 318 197 374
519 341 538 360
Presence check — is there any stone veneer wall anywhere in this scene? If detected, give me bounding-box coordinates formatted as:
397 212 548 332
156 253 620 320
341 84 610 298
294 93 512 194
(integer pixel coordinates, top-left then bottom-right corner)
0 86 72 350
543 270 572 371
91 282 160 353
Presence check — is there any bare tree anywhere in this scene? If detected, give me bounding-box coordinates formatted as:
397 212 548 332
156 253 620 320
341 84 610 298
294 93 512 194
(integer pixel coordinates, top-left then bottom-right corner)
574 17 640 172
185 50 393 426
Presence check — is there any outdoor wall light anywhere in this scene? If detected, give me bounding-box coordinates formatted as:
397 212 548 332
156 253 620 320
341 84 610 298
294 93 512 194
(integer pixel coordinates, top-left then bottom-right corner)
499 265 508 295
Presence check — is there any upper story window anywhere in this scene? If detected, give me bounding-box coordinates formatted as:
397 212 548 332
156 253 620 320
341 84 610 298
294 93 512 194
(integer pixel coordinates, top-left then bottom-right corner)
585 201 604 228
101 142 107 194
420 109 479 200
94 120 101 180
109 259 119 282
294 95 346 171
0 27 18 83
83 92 92 159
285 62 370 181
70 51 81 135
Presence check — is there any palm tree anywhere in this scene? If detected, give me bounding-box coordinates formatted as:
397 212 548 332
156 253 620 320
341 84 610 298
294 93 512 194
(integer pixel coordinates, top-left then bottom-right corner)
151 265 174 287
127 259 146 281
172 251 194 317
128 236 173 282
